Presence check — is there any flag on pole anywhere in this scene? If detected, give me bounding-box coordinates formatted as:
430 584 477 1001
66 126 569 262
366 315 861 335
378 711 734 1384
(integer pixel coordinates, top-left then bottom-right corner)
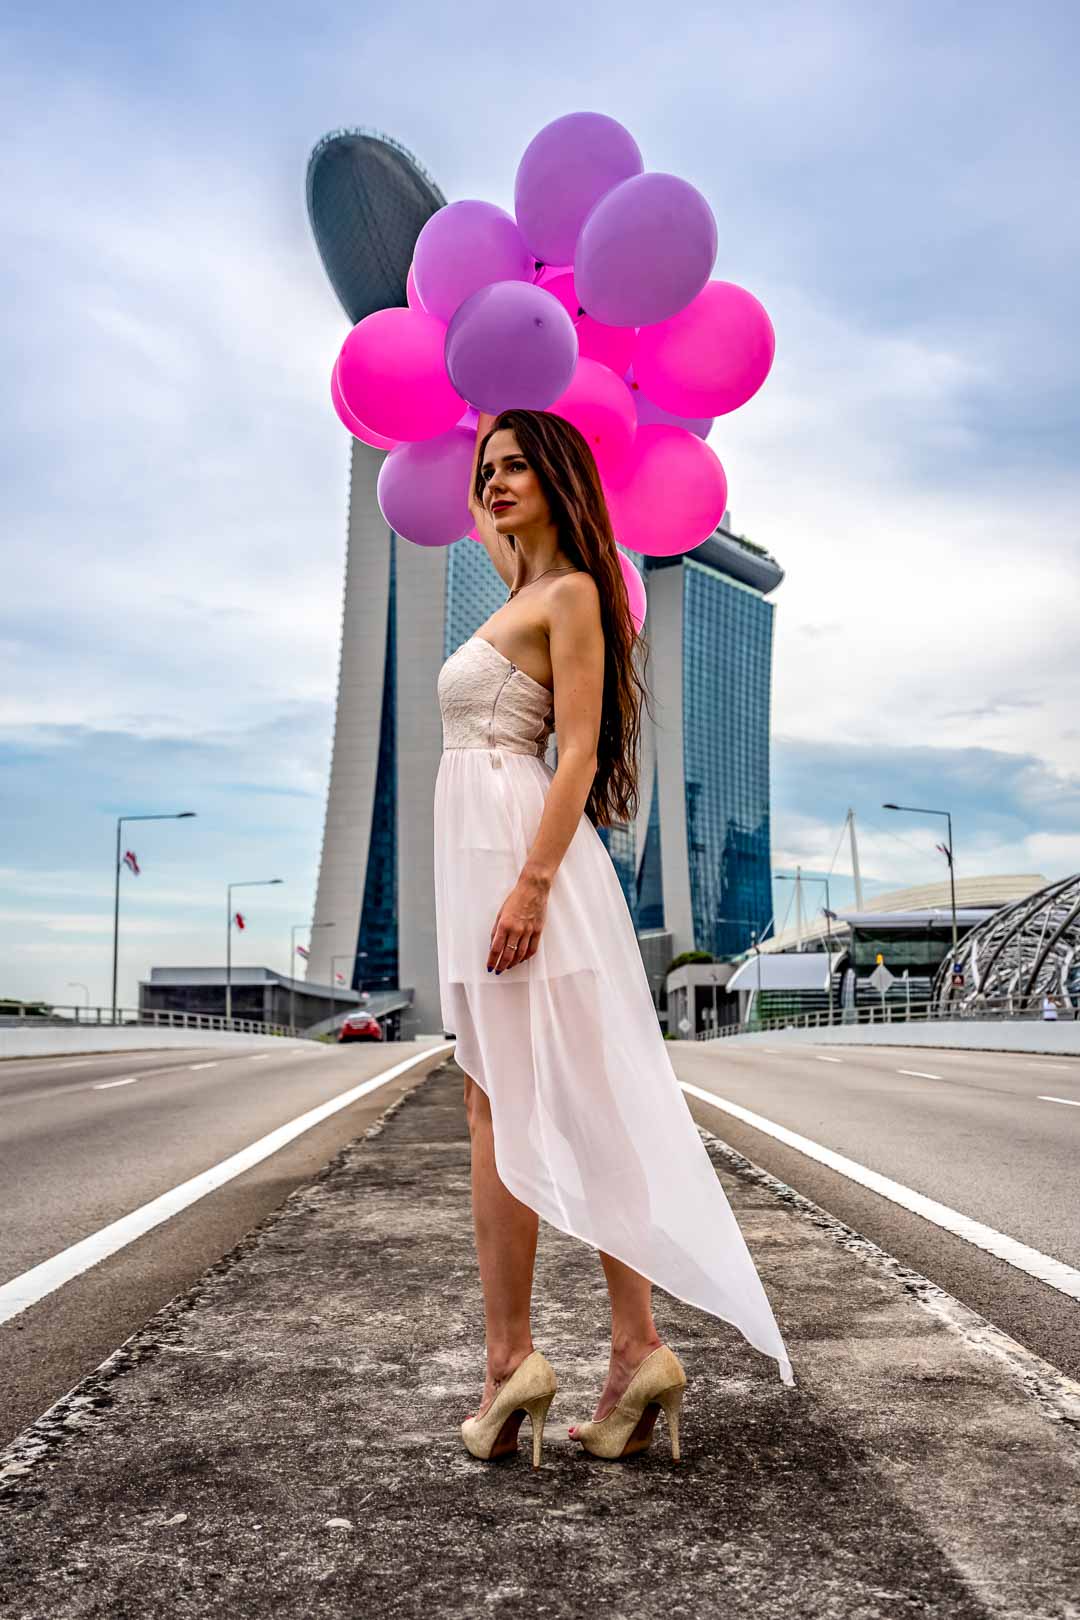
234 912 246 930
122 850 140 875
296 944 310 959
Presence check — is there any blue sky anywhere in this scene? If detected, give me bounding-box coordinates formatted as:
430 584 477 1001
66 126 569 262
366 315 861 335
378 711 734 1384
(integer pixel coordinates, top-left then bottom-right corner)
2 0 1078 1005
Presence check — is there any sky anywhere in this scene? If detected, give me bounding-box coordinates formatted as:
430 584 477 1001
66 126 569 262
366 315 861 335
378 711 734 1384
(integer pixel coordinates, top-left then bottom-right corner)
2 0 1078 1006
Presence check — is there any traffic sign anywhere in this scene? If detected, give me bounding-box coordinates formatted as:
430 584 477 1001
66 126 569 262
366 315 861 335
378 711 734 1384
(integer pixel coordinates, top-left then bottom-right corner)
870 963 895 995
678 1016 691 1034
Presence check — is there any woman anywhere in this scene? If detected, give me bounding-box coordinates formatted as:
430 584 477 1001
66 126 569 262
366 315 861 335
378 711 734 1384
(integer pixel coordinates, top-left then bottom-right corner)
434 409 794 1468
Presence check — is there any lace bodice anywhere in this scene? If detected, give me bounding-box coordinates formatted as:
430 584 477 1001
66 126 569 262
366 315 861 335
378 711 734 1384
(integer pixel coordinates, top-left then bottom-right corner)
438 635 555 759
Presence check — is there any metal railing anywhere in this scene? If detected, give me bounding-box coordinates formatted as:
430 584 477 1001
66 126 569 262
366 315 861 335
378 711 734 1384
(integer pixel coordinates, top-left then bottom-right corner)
693 995 1076 1041
0 1003 304 1039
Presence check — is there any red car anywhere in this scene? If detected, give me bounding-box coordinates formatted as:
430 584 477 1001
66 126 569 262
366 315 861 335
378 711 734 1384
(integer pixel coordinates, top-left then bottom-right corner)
338 1013 383 1043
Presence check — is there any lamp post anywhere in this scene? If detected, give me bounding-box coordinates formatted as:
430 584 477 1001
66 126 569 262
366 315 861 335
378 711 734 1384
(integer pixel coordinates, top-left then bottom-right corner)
289 921 334 1033
226 878 283 1023
775 873 834 1024
112 811 196 1024
68 982 90 1020
883 802 958 972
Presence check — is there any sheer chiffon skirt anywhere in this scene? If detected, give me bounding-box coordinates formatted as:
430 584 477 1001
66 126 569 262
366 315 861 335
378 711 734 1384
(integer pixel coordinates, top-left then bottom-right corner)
434 744 795 1387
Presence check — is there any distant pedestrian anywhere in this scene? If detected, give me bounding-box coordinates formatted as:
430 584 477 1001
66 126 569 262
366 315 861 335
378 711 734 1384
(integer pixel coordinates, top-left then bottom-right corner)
1042 993 1059 1021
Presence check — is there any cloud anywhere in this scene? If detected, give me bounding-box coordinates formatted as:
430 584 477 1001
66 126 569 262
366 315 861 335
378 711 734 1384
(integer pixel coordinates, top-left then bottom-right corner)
1 0 1078 1002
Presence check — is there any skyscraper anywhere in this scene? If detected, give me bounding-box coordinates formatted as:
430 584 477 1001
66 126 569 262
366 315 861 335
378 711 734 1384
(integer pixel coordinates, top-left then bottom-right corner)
305 129 783 1034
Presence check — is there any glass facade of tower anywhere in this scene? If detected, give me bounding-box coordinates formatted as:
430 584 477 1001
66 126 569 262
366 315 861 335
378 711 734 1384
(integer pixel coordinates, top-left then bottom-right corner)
355 533 399 992
444 535 509 658
682 559 774 957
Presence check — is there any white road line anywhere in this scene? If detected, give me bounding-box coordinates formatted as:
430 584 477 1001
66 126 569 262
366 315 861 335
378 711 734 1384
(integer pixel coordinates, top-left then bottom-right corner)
93 1077 139 1090
0 1043 452 1327
1028 1062 1073 1071
56 1059 98 1069
814 1055 842 1064
680 1081 1080 1303
189 1062 218 1070
898 1069 943 1080
248 1054 271 1061
1040 1095 1080 1108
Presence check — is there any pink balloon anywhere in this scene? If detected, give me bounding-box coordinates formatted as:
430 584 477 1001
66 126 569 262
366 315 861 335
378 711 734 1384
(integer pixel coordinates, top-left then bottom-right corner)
405 263 425 312
376 428 474 548
338 308 464 443
413 200 532 324
547 358 636 480
577 317 636 377
617 548 647 634
634 281 775 418
629 374 713 439
533 262 573 286
540 271 580 318
605 425 727 557
536 274 636 380
331 358 399 451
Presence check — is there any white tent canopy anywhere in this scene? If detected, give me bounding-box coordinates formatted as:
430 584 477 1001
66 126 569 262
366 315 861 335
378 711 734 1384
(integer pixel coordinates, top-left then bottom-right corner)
727 952 845 994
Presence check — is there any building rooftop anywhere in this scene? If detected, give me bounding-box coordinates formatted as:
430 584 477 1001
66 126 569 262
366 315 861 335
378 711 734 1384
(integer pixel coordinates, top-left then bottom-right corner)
306 128 446 323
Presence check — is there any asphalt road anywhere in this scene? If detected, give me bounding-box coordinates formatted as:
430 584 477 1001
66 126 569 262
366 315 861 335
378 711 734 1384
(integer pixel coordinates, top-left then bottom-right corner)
3 1037 1078 1449
670 1039 1080 1382
0 1040 449 1445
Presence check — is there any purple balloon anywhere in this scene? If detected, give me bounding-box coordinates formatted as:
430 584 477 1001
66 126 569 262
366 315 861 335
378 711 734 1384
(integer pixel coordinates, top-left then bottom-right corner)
575 172 717 328
413 200 532 325
515 112 643 267
445 282 579 414
376 428 475 548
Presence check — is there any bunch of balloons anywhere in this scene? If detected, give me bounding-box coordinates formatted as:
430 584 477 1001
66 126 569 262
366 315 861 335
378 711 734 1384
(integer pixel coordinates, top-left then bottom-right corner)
330 112 775 629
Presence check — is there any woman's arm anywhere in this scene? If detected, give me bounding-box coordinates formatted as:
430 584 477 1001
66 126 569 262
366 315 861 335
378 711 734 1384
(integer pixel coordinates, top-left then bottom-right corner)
468 412 517 591
487 573 604 974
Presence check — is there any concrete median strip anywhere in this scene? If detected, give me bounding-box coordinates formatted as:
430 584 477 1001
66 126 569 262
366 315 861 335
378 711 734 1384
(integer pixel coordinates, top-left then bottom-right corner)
2 1057 1078 1619
680 1081 1080 1302
0 1043 452 1328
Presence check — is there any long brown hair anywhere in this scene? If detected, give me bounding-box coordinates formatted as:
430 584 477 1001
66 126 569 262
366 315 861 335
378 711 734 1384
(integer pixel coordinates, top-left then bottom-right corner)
475 409 653 829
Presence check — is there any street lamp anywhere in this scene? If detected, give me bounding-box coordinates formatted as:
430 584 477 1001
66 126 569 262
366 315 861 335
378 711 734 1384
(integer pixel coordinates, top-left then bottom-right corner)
111 811 197 1024
882 803 958 973
226 879 283 1023
775 873 834 1024
68 982 90 1019
289 921 334 1033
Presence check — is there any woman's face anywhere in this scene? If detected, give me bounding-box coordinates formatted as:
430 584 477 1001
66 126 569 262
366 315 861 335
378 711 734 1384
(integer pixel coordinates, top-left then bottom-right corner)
480 430 551 533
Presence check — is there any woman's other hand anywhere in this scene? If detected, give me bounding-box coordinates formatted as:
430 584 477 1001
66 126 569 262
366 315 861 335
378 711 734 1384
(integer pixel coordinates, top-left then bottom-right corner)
487 869 550 973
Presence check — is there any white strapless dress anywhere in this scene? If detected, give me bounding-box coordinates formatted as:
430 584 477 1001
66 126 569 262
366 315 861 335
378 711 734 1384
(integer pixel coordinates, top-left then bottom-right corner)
434 633 794 1386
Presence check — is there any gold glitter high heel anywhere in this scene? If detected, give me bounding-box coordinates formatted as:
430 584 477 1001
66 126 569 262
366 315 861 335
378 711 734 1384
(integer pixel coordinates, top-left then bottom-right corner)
570 1345 687 1461
460 1350 558 1468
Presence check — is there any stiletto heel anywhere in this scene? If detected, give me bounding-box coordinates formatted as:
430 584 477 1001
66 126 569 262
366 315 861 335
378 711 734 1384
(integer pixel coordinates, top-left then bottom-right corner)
523 1392 554 1468
570 1345 688 1462
657 1383 684 1461
460 1351 558 1466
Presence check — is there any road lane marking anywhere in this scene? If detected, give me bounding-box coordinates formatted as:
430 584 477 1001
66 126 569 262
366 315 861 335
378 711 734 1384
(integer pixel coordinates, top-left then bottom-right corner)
56 1059 98 1069
1028 1062 1071 1070
1040 1096 1080 1108
249 1054 271 1061
93 1077 139 1090
189 1062 218 1070
898 1069 943 1080
679 1081 1080 1303
814 1056 842 1064
0 1043 453 1327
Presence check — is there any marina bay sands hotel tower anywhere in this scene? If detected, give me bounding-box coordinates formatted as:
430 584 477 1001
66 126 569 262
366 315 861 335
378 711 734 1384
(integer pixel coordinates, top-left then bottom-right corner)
305 128 782 1036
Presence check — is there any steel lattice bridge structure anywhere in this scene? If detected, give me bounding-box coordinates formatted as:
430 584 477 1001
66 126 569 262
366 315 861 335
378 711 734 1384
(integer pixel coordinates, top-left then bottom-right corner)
934 873 1080 1013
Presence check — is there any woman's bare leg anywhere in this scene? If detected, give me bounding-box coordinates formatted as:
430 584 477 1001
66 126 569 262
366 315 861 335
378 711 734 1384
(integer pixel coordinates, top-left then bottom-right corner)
463 1074 539 1413
568 1251 662 1433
